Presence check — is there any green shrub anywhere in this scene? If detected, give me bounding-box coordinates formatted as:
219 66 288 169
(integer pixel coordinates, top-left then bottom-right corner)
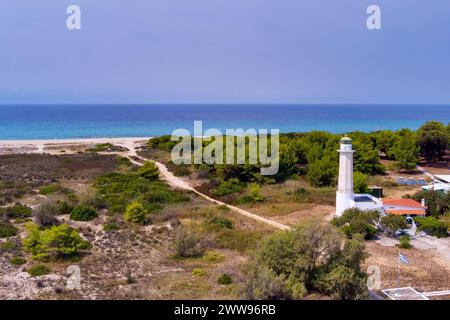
56 201 74 215
205 215 234 230
353 171 369 194
22 223 91 261
0 204 32 219
399 236 412 249
331 208 380 239
380 215 407 236
0 221 17 238
94 172 188 214
236 184 264 204
39 184 59 195
103 222 120 232
242 223 368 300
192 268 207 276
214 179 243 197
70 206 98 221
124 201 148 225
10 256 27 266
218 274 233 285
27 264 51 277
415 217 448 238
137 161 160 180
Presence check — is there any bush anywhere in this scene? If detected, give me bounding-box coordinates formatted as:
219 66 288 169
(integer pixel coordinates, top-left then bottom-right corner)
380 215 407 236
192 268 207 276
22 223 91 261
218 274 233 285
137 161 160 180
56 201 74 215
27 264 51 277
124 201 148 225
331 208 380 239
415 217 448 238
70 206 98 221
0 221 17 238
94 172 188 214
205 215 234 230
353 172 369 194
34 203 60 228
103 222 120 232
174 227 201 257
10 256 27 266
214 179 243 197
0 204 32 219
399 236 412 249
242 223 368 300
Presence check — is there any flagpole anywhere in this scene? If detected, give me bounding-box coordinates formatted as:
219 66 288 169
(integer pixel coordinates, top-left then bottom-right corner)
397 249 401 297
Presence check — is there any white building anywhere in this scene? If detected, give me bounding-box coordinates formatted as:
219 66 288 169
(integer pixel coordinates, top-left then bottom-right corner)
422 175 450 194
335 136 383 217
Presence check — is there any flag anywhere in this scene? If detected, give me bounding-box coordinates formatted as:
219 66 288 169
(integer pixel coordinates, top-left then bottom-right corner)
399 254 409 265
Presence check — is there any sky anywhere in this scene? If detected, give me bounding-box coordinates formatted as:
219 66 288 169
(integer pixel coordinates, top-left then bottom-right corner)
1 0 450 104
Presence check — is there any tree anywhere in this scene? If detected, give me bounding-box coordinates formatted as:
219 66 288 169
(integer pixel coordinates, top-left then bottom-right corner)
417 121 448 161
391 134 419 171
353 171 369 194
373 130 398 158
242 222 368 299
380 215 407 236
137 161 160 180
331 208 380 239
352 139 385 175
124 201 148 224
22 223 90 261
307 152 337 187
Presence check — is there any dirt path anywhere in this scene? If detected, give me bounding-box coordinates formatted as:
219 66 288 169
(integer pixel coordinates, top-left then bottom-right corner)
118 140 290 230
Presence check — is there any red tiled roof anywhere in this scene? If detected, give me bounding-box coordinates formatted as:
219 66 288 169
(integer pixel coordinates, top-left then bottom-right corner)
386 209 426 216
382 198 425 208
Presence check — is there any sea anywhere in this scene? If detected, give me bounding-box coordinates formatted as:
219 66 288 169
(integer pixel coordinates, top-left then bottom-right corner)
0 104 448 140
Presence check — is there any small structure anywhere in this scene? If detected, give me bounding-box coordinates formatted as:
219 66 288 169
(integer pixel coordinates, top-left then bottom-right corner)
423 175 450 194
335 137 383 216
382 198 427 217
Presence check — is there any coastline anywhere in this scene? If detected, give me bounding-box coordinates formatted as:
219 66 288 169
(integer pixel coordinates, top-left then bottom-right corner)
0 137 151 155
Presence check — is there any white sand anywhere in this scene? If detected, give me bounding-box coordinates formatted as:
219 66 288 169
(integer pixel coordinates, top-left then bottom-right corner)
0 137 151 155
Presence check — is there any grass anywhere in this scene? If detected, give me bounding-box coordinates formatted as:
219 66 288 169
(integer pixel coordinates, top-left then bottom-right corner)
0 221 18 238
10 256 27 266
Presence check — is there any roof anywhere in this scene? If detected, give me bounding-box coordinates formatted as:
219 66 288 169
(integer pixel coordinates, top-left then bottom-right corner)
340 136 352 142
435 175 450 183
386 209 426 216
382 198 425 208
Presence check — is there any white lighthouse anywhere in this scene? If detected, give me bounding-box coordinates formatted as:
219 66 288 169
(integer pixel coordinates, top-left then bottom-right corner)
336 136 355 216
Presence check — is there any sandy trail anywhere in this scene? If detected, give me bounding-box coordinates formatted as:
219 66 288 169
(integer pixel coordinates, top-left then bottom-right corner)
0 138 290 230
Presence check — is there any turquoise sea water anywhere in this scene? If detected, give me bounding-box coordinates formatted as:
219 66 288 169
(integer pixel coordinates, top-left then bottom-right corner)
0 104 448 140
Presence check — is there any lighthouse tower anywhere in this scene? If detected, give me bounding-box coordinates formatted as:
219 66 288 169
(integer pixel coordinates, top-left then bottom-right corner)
336 136 355 216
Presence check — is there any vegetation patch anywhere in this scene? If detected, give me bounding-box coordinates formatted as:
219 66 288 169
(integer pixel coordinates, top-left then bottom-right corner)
27 264 51 277
22 223 91 261
10 256 27 266
70 205 98 221
0 221 18 238
218 274 233 285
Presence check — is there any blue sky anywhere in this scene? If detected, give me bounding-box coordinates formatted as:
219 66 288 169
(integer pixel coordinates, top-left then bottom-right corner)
1 0 450 104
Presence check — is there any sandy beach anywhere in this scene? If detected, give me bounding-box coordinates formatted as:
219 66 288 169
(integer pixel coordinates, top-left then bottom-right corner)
0 137 151 155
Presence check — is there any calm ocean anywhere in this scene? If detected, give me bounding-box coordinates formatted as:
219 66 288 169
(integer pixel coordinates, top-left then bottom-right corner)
0 104 448 140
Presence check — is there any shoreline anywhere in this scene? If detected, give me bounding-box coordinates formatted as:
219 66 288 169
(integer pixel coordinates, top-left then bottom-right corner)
0 137 151 155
